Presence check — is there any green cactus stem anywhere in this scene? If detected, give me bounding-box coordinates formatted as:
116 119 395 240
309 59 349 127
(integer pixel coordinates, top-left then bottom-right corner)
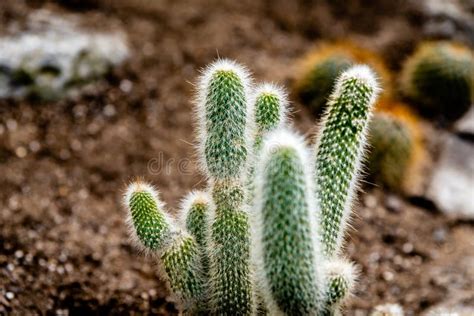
209 179 253 315
314 65 379 257
322 259 357 316
198 59 254 315
197 59 253 180
125 181 204 310
254 129 324 315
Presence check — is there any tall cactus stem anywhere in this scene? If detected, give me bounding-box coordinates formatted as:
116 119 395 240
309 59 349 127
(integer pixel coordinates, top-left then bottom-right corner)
197 59 255 315
253 129 325 315
314 65 380 257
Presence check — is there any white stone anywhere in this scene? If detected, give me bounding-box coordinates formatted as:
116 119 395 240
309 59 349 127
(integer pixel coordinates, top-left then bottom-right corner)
0 9 129 99
427 135 474 219
370 303 404 316
455 106 474 136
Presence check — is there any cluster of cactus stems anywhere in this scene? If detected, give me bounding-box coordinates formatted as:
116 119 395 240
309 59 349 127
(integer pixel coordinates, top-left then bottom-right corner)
124 59 379 315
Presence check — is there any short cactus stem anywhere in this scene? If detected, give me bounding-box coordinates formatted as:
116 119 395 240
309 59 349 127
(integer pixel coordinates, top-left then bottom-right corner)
125 181 172 251
197 59 253 180
180 191 211 258
209 179 253 315
322 259 357 316
179 191 212 311
253 83 288 150
247 83 288 204
314 65 379 257
124 182 204 308
254 129 324 315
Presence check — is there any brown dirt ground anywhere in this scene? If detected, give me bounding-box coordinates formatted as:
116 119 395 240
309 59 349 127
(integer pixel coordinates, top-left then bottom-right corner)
1 1 473 315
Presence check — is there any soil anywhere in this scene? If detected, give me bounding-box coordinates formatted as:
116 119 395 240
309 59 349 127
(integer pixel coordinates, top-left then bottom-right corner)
1 1 473 315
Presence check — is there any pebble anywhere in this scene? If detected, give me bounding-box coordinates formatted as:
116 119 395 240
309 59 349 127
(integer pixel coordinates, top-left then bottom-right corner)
365 194 378 209
5 292 14 300
385 195 403 213
29 140 41 152
426 135 474 220
383 270 394 282
120 79 133 93
433 227 447 243
371 303 404 316
402 243 414 254
6 119 17 131
14 250 24 259
103 104 116 117
15 146 27 158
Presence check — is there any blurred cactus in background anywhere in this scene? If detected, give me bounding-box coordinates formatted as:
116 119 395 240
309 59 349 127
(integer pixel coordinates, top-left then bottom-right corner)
123 60 379 315
401 41 474 122
294 42 391 116
368 102 425 193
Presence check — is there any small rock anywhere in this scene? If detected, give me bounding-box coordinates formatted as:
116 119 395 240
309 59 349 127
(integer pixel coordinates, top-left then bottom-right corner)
0 9 129 100
426 135 474 220
383 271 394 282
423 296 474 316
402 243 414 254
371 303 404 316
5 292 15 300
385 195 403 213
432 227 447 243
455 106 474 136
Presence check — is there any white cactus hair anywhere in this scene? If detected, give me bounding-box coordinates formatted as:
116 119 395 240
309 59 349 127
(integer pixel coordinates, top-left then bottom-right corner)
194 58 255 179
251 128 325 314
123 179 176 256
253 82 290 129
325 257 358 294
332 64 381 107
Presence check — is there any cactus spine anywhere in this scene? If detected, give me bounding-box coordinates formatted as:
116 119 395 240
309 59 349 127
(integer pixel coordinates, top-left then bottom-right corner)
123 61 379 315
314 65 379 257
197 60 254 315
253 130 324 315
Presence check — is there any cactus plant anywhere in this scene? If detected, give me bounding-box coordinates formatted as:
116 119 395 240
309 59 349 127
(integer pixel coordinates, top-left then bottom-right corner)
294 41 391 115
367 102 425 193
401 41 474 121
123 60 379 315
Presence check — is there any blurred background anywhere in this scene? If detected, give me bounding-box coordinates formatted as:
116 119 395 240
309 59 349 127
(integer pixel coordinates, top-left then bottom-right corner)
0 0 473 315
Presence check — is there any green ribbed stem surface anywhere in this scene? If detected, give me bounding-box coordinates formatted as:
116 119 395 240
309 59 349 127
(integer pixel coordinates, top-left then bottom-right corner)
129 190 170 250
161 235 204 308
259 147 321 314
315 76 375 257
210 181 253 315
204 70 248 179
